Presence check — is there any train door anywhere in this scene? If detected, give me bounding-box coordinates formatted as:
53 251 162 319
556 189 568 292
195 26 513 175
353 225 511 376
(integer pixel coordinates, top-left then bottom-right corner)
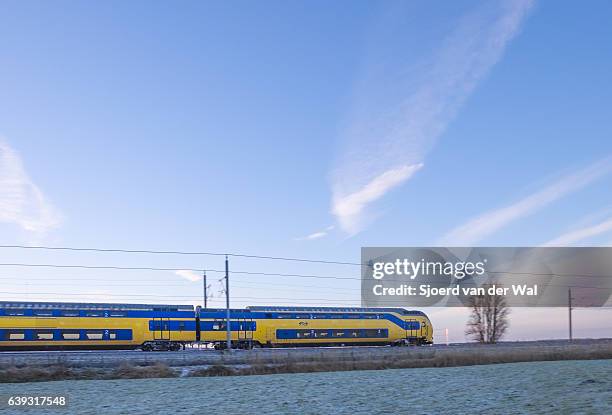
406 319 417 341
266 327 275 346
420 319 428 340
153 317 170 341
237 317 254 347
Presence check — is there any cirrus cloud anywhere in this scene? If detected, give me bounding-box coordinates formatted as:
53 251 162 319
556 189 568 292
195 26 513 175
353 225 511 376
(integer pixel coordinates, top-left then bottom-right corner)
0 138 61 235
331 0 534 234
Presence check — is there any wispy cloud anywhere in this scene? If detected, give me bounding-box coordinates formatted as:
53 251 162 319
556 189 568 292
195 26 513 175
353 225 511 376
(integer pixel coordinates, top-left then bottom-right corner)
0 138 61 234
543 217 612 246
440 158 612 245
295 225 335 241
331 0 534 234
174 269 202 282
332 164 423 234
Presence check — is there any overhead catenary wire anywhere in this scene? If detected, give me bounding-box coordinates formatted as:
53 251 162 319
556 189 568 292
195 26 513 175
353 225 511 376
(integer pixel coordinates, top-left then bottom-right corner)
0 278 608 291
0 291 361 304
0 244 363 266
3 244 612 280
0 262 610 292
3 243 612 284
0 263 361 280
0 290 358 301
0 277 362 292
1 262 612 282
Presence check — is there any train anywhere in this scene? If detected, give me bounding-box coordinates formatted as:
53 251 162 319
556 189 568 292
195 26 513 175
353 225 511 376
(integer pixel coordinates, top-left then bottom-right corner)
0 301 433 351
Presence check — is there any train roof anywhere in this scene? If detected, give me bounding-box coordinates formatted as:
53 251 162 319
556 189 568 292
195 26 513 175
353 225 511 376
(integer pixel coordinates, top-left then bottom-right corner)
0 301 194 311
246 306 427 316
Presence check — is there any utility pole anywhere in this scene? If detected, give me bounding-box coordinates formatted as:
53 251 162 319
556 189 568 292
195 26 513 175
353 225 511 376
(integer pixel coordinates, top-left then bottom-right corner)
202 271 207 309
568 288 573 342
225 255 232 351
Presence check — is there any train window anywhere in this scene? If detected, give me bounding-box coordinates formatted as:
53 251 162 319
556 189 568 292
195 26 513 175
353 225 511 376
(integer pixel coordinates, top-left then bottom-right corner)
363 315 376 319
85 331 104 340
317 330 329 338
35 331 54 340
265 313 272 318
179 321 186 331
109 331 117 340
213 322 227 331
5 309 25 316
110 311 127 317
5 331 25 340
351 330 359 337
295 314 310 319
276 314 290 319
332 330 345 337
61 331 81 340
33 310 53 316
86 312 102 317
61 311 80 317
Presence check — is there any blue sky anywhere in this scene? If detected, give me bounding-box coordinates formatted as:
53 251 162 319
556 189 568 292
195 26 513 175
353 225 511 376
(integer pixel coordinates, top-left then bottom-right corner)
1 0 611 341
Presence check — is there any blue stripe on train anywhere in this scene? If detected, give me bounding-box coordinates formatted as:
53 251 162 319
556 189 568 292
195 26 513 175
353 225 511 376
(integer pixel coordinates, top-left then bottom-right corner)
0 309 196 318
0 329 133 341
276 328 390 339
146 320 257 332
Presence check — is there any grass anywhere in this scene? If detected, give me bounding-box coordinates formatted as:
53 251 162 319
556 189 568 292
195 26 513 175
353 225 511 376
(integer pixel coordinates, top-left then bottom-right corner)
2 343 611 383
0 363 176 383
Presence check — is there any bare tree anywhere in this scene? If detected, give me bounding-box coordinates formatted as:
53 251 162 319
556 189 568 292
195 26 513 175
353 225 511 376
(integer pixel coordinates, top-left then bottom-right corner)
465 285 510 344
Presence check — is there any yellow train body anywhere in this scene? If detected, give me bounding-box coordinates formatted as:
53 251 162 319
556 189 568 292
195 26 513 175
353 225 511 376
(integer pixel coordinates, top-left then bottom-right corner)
1 302 433 350
0 302 196 350
200 306 433 347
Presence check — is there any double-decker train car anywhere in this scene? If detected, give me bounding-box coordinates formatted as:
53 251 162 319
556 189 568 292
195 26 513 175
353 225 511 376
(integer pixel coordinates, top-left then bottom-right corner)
0 301 433 351
199 306 433 348
0 301 196 351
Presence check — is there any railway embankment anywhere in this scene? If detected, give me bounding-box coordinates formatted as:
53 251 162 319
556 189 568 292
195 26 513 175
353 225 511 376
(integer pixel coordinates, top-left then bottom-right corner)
2 339 611 383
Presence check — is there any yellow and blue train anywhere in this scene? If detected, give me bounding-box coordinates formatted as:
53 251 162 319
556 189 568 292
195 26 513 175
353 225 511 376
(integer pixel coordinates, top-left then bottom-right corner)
0 301 433 351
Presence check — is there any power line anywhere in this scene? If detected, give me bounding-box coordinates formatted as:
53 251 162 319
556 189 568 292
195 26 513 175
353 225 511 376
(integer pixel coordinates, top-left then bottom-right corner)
487 270 612 279
0 263 361 280
1 258 611 281
3 261 612 284
0 271 363 292
0 263 204 272
0 244 362 266
0 291 360 304
0 278 608 291
0 276 362 292
1 262 611 288
3 244 612 280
